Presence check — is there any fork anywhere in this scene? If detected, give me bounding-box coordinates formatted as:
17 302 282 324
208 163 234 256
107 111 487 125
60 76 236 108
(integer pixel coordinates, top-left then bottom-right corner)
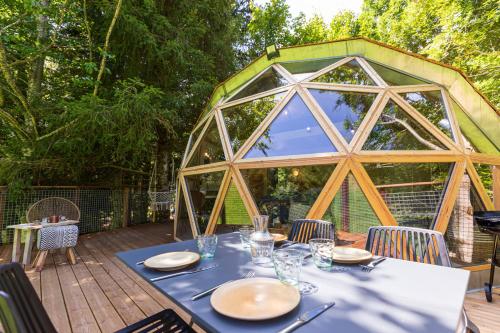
191 270 255 300
360 257 386 272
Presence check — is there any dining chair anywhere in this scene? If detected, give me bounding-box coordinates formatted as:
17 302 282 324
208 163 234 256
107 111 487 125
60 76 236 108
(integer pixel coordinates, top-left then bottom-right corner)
365 226 480 333
0 263 194 333
288 219 335 243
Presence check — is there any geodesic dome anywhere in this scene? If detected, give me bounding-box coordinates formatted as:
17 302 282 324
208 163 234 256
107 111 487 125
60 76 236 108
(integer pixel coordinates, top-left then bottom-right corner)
175 37 499 268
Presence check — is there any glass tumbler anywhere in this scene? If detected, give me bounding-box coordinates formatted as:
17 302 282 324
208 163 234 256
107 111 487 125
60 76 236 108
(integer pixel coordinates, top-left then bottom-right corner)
272 249 303 286
196 234 218 259
250 215 274 264
239 227 254 248
309 238 335 270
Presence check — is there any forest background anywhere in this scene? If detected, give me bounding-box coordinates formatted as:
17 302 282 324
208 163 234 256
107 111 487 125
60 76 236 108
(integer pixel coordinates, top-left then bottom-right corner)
0 0 497 189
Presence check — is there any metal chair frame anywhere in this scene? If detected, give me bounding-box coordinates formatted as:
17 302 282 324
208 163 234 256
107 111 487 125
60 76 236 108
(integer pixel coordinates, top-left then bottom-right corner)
288 219 335 243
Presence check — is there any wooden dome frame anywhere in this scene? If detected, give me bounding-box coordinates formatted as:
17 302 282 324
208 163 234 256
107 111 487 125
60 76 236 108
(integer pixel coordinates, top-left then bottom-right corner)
175 39 499 270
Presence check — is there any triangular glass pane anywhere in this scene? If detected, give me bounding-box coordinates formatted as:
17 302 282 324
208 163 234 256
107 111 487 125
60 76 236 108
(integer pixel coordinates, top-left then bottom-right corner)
400 91 453 140
309 89 377 143
473 163 494 200
312 59 375 85
240 164 336 225
322 173 380 248
214 180 252 234
186 118 208 158
244 94 337 158
364 162 453 228
229 67 289 101
280 57 341 81
185 171 225 234
366 60 429 86
445 171 494 267
187 118 225 167
222 92 286 154
175 189 193 240
362 100 448 150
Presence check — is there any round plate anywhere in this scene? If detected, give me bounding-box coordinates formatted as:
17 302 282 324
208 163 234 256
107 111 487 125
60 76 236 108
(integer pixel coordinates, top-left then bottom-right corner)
272 233 287 244
211 277 300 320
332 247 373 264
144 252 200 271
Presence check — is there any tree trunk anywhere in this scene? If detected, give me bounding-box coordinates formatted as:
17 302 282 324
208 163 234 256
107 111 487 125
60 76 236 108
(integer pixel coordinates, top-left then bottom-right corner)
28 0 50 103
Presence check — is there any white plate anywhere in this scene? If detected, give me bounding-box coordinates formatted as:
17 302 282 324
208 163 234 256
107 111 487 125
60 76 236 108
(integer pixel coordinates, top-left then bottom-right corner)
211 277 300 320
144 252 200 271
332 247 373 264
272 233 287 244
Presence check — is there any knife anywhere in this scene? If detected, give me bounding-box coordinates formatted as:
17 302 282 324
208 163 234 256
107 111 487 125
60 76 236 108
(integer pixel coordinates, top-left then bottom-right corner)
277 302 335 333
150 264 218 282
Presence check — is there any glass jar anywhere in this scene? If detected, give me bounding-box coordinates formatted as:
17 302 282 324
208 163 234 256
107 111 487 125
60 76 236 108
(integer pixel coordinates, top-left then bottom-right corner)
250 215 275 264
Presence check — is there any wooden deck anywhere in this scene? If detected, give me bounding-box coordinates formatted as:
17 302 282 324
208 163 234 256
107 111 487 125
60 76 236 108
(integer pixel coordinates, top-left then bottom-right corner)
0 223 499 333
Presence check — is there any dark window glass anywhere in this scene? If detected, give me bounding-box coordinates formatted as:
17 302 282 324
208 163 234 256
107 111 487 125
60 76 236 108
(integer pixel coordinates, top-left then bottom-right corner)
401 91 453 140
312 59 375 85
241 164 336 226
309 89 377 143
367 60 429 85
185 171 225 234
445 172 494 267
280 58 341 81
176 190 193 240
229 67 289 101
362 100 448 150
364 162 453 229
187 118 226 167
244 94 337 158
215 181 252 234
322 173 380 247
222 93 285 154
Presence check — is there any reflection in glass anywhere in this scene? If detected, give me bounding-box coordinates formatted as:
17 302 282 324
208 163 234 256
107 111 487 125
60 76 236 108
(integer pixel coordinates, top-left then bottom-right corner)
364 162 453 228
187 118 225 167
222 93 285 154
322 173 380 248
215 181 252 234
309 89 376 143
185 171 225 234
280 58 341 81
312 59 375 85
401 91 453 140
229 67 289 101
473 163 494 200
176 190 193 240
362 100 447 150
446 172 494 267
367 60 429 85
240 165 336 226
244 94 337 158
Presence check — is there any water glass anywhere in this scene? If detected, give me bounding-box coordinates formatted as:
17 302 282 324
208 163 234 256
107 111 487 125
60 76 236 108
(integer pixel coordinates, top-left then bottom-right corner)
196 235 218 258
309 238 335 270
239 227 254 248
272 249 303 286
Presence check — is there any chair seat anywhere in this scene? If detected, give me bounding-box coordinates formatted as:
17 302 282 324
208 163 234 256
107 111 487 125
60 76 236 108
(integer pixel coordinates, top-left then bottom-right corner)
37 225 79 250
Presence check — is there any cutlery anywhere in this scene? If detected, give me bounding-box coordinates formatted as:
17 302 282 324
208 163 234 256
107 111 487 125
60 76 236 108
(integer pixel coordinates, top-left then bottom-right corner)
278 241 297 249
361 257 386 272
191 270 255 301
150 264 218 282
277 302 335 333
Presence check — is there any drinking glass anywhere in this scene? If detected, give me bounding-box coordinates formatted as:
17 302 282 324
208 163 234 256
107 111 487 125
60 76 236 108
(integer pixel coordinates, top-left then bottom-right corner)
196 235 218 258
309 238 335 270
250 215 274 265
272 249 303 286
239 227 254 248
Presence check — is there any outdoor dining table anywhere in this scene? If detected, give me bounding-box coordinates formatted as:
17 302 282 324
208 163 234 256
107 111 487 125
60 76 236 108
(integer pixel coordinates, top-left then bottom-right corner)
116 232 470 333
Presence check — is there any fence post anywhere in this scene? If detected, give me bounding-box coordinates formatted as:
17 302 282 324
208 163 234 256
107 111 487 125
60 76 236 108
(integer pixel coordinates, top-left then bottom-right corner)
122 187 130 228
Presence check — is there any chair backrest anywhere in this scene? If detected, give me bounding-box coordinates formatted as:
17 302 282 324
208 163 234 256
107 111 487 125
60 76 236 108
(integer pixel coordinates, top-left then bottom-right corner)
288 219 335 243
0 263 57 333
365 226 451 267
0 291 26 333
26 197 80 224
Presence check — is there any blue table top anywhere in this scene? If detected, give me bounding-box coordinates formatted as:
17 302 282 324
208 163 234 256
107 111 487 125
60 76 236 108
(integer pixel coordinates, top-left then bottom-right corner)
116 232 469 333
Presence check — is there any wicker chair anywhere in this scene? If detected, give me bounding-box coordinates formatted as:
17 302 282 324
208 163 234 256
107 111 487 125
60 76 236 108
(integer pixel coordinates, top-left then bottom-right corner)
27 197 80 271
